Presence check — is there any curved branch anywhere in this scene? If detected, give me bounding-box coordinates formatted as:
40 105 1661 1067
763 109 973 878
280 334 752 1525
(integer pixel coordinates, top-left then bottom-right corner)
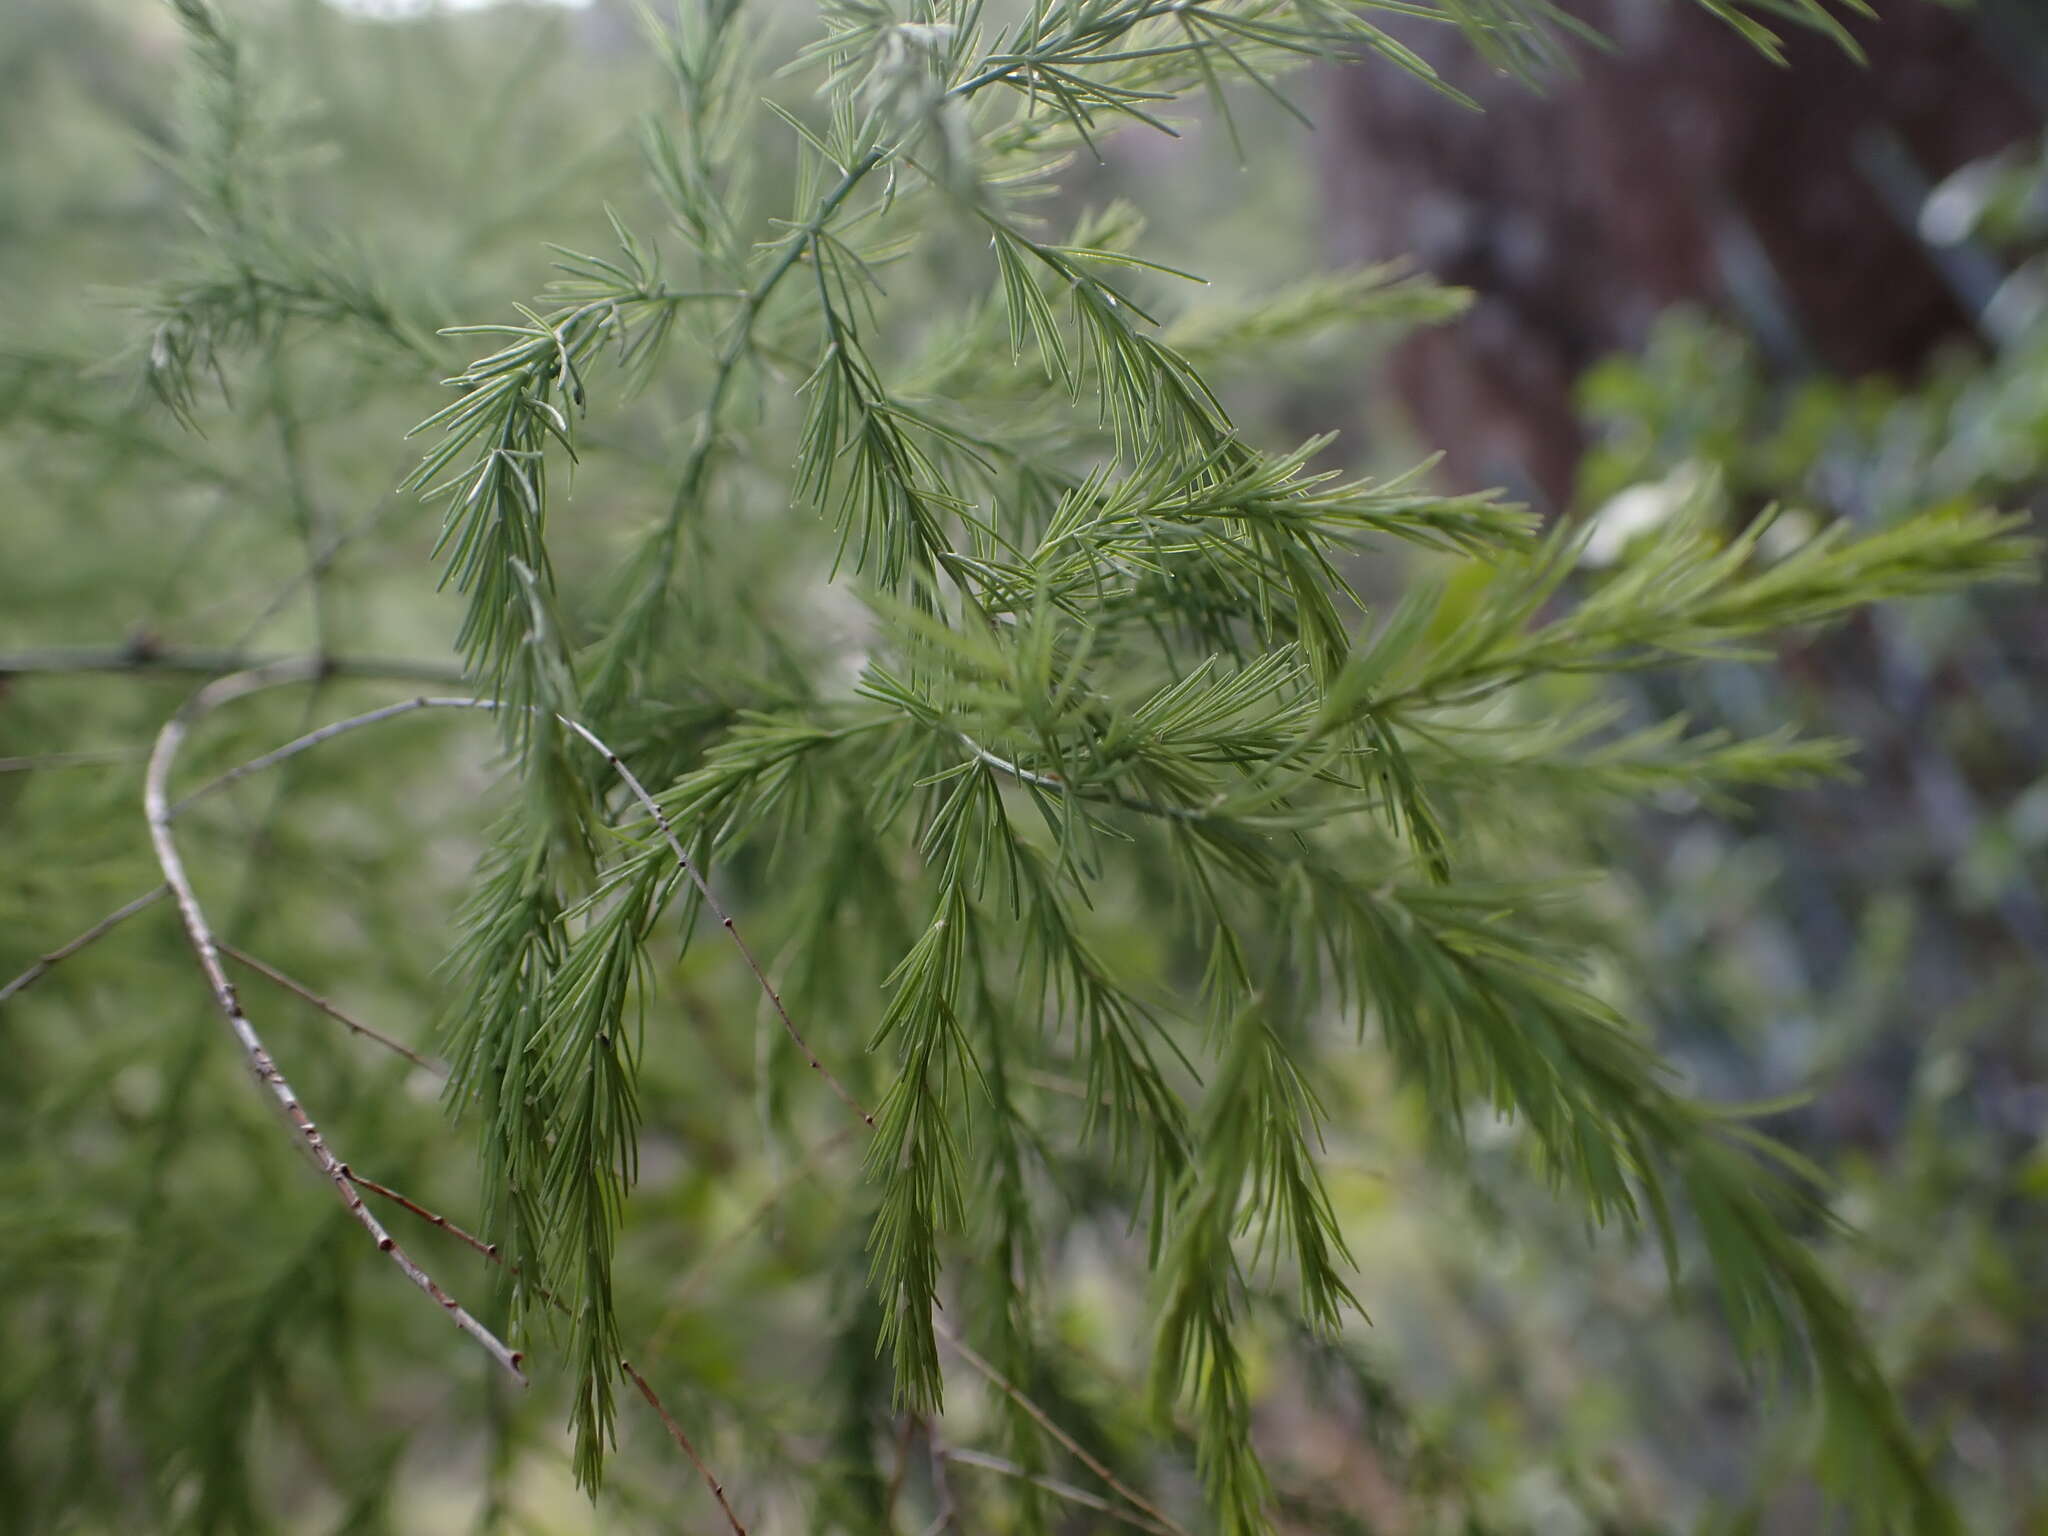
339 1171 749 1536
151 671 1179 1536
172 694 490 813
172 689 876 1126
141 660 528 1384
622 1360 752 1536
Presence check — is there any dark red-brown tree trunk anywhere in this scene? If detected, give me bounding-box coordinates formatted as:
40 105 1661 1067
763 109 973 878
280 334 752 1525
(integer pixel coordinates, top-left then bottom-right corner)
1322 0 2041 507
1319 20 2048 1518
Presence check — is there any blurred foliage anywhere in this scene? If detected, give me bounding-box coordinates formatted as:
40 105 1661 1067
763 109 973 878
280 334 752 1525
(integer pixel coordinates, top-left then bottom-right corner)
0 2 2039 1535
1558 131 2048 1535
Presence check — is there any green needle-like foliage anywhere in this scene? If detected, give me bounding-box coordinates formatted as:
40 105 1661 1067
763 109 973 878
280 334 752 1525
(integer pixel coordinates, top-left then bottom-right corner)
1 0 2035 1531
403 0 2026 1511
299 0 2037 1520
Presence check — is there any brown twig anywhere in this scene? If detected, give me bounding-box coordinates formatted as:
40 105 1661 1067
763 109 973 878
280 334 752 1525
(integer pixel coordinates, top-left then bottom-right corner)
341 1167 501 1263
0 885 169 1007
152 681 828 1532
932 1318 1190 1536
622 1359 751 1536
342 1172 562 1315
555 723 1160 1530
140 673 1147 1536
217 941 446 1076
142 660 526 1384
339 1172 747 1536
558 717 875 1129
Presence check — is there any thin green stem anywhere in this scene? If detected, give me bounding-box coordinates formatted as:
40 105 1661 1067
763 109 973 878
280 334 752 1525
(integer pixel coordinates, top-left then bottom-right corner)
655 147 890 558
960 733 1211 823
645 0 1210 567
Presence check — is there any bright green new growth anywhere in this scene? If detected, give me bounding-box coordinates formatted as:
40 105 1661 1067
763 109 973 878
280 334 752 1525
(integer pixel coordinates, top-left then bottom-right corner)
118 0 2030 1529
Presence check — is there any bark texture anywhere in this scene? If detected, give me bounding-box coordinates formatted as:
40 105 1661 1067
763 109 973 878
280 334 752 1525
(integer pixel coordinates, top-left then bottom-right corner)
1323 0 2042 505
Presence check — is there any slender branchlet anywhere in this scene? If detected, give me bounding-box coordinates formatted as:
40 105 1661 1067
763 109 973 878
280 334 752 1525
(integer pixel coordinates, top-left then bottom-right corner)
336 1165 750 1536
622 1361 752 1536
935 1318 1190 1536
141 661 527 1385
0 886 169 1008
217 942 445 1076
941 1446 1176 1535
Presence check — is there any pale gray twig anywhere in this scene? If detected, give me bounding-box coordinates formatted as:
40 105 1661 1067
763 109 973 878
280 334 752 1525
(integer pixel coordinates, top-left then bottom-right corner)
139 666 1149 1536
172 695 491 814
171 692 876 1126
961 734 1211 824
218 941 445 1076
338 1168 747 1536
0 885 169 1007
922 1421 958 1536
142 660 527 1384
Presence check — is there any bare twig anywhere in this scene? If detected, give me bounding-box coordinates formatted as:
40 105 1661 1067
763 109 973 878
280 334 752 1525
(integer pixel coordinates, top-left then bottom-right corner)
342 1167 501 1262
885 1411 918 1524
622 1359 751 1536
941 1448 1175 1534
0 645 466 686
1017 1066 1113 1105
340 1171 746 1535
0 885 169 1007
564 725 1161 1530
267 351 337 662
172 695 491 814
220 942 445 1074
923 1420 958 1536
557 716 875 1128
131 667 1146 1535
171 693 874 1126
142 659 526 1384
932 1318 1190 1536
